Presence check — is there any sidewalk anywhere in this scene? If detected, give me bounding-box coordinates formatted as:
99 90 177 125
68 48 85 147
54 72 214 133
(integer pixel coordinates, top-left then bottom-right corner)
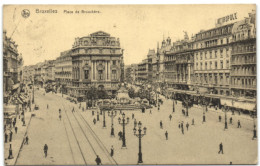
4 111 32 165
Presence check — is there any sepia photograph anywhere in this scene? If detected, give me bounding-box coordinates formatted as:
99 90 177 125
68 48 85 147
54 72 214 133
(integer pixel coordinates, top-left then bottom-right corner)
2 4 257 165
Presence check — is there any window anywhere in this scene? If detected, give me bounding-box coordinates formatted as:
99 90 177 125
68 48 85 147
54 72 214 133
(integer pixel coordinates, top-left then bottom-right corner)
220 49 223 58
205 62 207 70
112 70 117 80
113 60 116 65
215 50 218 58
196 63 198 70
227 38 229 44
215 61 218 69
226 48 229 57
84 70 89 79
196 53 198 60
220 60 223 69
200 62 203 70
200 52 202 60
98 70 103 80
226 60 229 69
221 39 223 45
210 51 212 59
205 52 207 59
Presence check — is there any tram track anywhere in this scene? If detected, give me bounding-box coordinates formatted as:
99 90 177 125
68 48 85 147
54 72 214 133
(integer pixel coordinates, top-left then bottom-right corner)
60 96 118 165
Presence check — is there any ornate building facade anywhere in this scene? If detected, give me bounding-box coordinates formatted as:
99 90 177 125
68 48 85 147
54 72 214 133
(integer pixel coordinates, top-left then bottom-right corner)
193 23 234 96
164 33 194 91
230 11 256 98
69 31 124 99
55 50 73 94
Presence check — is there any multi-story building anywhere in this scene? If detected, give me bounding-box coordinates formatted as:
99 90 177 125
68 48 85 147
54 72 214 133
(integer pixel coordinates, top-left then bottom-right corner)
230 11 256 98
193 23 234 96
68 31 124 99
55 50 72 94
137 59 149 83
3 30 23 102
164 33 195 92
147 49 156 83
157 37 172 87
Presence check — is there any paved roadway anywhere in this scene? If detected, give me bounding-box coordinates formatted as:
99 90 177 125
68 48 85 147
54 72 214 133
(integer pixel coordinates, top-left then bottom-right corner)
15 88 257 165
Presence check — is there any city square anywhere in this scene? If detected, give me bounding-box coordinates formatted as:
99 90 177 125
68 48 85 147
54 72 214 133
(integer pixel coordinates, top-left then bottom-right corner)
3 5 257 165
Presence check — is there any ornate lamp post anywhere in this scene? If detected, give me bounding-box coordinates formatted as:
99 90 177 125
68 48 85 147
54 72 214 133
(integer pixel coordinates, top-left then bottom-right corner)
252 105 257 140
133 121 147 164
222 103 228 130
108 110 117 136
118 112 129 148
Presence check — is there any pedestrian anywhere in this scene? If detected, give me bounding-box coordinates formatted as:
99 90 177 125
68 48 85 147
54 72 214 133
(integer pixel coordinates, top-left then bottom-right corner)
134 119 137 128
181 121 184 130
218 142 223 154
24 136 29 145
110 146 114 157
181 127 184 135
186 122 189 131
219 115 222 122
82 107 84 112
44 144 48 158
5 133 8 143
13 121 16 127
192 118 195 125
47 104 49 109
15 127 18 134
72 107 75 113
59 109 61 114
229 117 232 124
160 120 163 129
92 110 95 116
178 122 181 129
169 114 172 121
150 109 152 114
158 106 160 111
132 113 134 119
95 155 102 165
165 131 168 140
9 131 13 142
59 114 62 121
237 120 241 128
93 118 96 125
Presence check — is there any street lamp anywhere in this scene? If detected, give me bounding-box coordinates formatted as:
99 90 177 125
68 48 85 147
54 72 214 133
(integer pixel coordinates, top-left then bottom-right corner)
32 81 35 104
222 103 228 130
108 110 117 136
133 121 147 164
103 110 106 128
252 105 257 140
118 112 129 148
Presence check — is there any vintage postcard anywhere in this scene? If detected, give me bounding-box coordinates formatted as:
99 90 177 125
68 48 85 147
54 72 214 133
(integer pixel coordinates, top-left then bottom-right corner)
3 4 257 165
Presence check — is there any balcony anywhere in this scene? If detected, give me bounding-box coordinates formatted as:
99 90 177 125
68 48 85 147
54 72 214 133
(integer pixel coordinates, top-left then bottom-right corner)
231 48 256 55
231 84 256 90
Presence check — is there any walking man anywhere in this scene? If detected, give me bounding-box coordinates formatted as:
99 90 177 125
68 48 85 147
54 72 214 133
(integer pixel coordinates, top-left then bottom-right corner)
219 115 222 122
59 114 62 121
5 133 8 143
110 146 114 157
192 118 195 125
186 122 189 131
24 136 29 145
160 120 163 129
150 109 152 114
93 118 96 125
218 142 223 154
132 113 134 119
229 117 232 124
169 114 172 121
47 104 49 109
15 127 18 134
165 131 168 140
44 144 48 158
237 120 241 128
178 122 181 129
95 155 102 165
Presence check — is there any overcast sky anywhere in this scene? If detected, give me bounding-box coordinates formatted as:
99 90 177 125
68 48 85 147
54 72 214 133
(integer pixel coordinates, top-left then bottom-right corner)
3 4 255 66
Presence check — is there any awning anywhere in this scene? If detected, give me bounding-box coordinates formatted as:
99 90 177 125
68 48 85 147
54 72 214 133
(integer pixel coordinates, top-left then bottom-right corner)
221 98 256 111
4 105 16 114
